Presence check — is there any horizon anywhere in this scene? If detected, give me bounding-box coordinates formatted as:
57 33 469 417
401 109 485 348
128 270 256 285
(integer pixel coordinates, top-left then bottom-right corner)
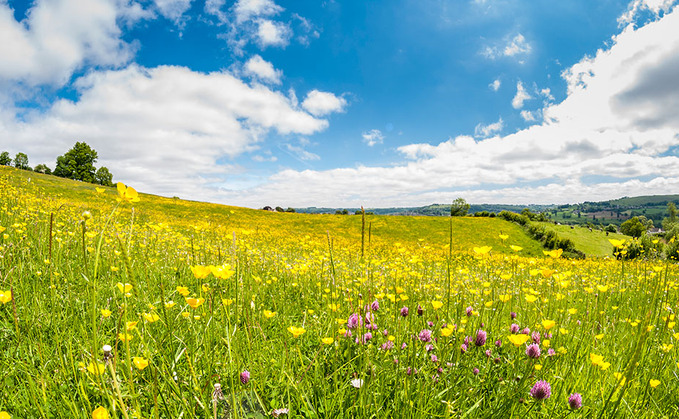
1 0 679 208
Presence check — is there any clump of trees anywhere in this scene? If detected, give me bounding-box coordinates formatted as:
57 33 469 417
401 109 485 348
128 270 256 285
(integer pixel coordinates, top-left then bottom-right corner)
0 142 114 186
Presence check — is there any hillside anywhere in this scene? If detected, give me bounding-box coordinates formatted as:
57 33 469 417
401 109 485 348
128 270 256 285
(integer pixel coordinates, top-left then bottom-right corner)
0 166 545 257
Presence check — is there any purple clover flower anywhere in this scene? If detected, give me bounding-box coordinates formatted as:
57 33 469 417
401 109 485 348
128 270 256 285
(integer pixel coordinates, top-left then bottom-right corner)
526 343 541 359
530 380 551 400
240 370 250 384
419 329 432 343
568 393 582 409
475 330 487 347
400 306 409 317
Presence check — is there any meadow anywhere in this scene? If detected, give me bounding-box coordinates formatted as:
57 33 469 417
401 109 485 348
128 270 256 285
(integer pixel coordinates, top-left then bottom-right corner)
0 166 678 418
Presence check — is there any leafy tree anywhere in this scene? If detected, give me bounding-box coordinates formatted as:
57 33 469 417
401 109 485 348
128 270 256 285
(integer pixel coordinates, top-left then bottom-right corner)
14 152 29 170
95 167 113 186
450 198 470 217
275 206 285 212
54 142 98 183
662 202 678 231
34 164 52 175
620 216 647 238
0 152 11 166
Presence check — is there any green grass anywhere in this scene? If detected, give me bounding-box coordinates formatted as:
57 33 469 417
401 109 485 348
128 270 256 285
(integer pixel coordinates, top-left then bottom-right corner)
534 222 630 257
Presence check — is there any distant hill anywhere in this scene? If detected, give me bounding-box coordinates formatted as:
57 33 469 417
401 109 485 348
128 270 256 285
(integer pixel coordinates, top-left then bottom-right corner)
296 194 679 227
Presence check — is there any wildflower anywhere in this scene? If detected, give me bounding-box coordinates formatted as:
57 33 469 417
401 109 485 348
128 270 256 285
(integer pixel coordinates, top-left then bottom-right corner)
426 344 434 352
510 324 520 333
507 334 530 347
473 368 479 375
547 348 556 356
125 321 138 331
431 300 443 310
380 341 394 350
350 378 364 388
116 182 140 203
133 357 149 370
530 380 551 400
371 300 380 311
240 370 250 384
347 313 361 329
115 283 132 293
142 312 160 323
466 306 473 316
531 331 541 344
100 309 112 318
86 362 106 375
510 312 517 319
118 333 133 342
400 306 409 317
568 393 582 409
510 245 523 252
190 265 211 279
0 290 11 304
272 408 289 417
185 297 205 309
475 330 487 346
92 406 110 419
176 286 190 296
419 329 432 343
417 305 424 316
649 379 660 388
431 354 438 363
460 343 468 354
287 326 306 338
541 320 556 330
526 344 541 359
495 339 502 347
363 332 373 342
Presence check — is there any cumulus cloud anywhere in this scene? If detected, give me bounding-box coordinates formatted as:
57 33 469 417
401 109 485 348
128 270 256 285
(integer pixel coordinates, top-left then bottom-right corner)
618 0 676 26
474 118 503 138
483 33 531 60
244 55 282 84
154 0 193 22
489 79 501 91
511 81 532 109
234 0 283 24
256 19 291 47
0 0 134 87
0 65 331 198
362 129 385 146
301 90 347 116
207 8 679 207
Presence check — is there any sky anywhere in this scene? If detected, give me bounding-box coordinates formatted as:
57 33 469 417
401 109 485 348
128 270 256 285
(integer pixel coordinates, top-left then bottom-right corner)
1 0 679 208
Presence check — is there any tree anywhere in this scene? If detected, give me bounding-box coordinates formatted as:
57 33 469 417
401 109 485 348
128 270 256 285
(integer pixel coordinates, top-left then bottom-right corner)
95 167 113 186
662 202 678 231
14 152 29 170
0 152 11 166
54 142 98 183
450 198 470 217
620 216 647 237
34 164 52 175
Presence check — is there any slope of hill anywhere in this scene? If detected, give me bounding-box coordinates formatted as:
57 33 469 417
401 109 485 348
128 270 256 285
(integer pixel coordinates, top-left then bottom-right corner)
0 166 545 257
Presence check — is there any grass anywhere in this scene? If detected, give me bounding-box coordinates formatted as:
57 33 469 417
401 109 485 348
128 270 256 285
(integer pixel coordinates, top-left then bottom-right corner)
0 166 678 418
533 222 629 257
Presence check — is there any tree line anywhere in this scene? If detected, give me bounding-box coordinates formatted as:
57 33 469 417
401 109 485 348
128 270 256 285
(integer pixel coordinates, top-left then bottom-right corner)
0 142 113 186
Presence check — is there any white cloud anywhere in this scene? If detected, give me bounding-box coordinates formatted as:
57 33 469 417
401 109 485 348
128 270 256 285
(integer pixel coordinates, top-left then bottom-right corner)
482 33 532 60
301 90 347 116
0 65 331 198
520 110 536 121
489 79 501 91
511 81 532 109
0 0 134 87
283 143 320 161
362 129 385 146
474 118 503 138
618 0 676 26
234 0 283 24
256 19 291 47
154 0 193 22
206 8 679 207
244 55 282 84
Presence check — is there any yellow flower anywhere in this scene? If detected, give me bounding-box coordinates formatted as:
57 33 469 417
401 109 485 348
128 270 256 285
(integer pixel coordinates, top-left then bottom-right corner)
86 362 106 375
263 310 276 318
568 308 577 315
609 239 625 248
0 413 10 419
287 326 306 338
473 246 492 256
596 284 609 293
95 187 106 194
540 268 554 278
115 283 132 293
559 328 568 335
441 327 454 337
321 337 334 345
118 333 133 342
510 245 523 252
541 320 556 330
190 265 211 279
499 294 511 303
649 379 661 388
546 249 563 258
186 297 205 308
534 364 542 371
507 334 530 347
133 357 149 370
590 353 604 366
125 321 138 331
165 301 176 309
92 406 109 419
0 290 12 304
100 309 112 318
116 182 140 203
222 298 234 306
142 312 160 323
499 234 509 241
525 295 537 303
613 372 626 386
431 300 443 310
176 286 190 296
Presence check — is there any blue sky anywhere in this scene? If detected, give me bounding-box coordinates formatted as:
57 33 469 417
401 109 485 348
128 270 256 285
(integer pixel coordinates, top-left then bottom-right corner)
1 0 679 207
